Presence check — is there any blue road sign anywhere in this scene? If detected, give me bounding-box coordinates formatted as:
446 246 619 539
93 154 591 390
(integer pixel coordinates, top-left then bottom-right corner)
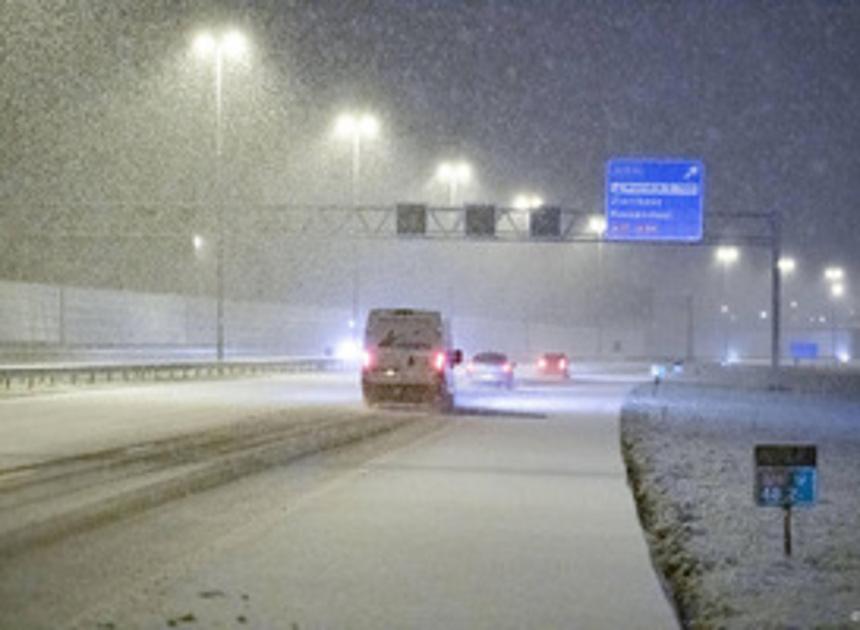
605 158 705 242
790 341 819 360
756 466 817 507
754 445 817 508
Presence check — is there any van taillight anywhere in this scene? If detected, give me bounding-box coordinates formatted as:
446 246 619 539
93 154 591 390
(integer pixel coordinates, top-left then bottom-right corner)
433 351 446 372
363 349 375 370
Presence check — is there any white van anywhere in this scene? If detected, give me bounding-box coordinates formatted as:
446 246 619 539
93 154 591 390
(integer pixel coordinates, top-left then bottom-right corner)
361 308 462 407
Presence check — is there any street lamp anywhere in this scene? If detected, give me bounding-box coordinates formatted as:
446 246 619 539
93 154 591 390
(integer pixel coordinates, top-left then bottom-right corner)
334 112 379 208
587 215 607 236
715 246 740 266
436 161 472 206
777 257 796 274
824 266 845 283
714 246 740 361
829 282 846 363
513 194 543 211
333 112 379 345
587 214 608 355
192 28 249 361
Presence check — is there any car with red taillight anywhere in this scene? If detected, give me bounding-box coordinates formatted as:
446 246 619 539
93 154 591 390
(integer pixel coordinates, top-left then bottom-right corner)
466 351 515 389
536 352 569 378
361 308 462 408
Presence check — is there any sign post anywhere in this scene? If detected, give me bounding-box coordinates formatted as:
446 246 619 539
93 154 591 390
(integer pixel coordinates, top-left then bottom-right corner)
754 444 817 557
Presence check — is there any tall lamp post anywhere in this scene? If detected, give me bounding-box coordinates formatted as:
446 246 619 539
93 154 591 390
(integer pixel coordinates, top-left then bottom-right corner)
334 112 379 347
436 161 472 206
193 29 248 361
588 215 607 356
715 246 740 362
824 266 846 363
334 112 379 208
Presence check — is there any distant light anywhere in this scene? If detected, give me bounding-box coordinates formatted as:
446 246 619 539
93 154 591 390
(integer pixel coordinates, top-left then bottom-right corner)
335 339 361 361
819 315 827 324
456 162 472 182
588 215 607 236
725 349 740 365
831 283 845 299
777 257 796 274
715 246 740 265
720 304 729 314
193 30 248 58
437 161 471 183
347 319 356 330
193 33 216 57
335 113 358 137
790 300 799 309
359 114 379 138
824 266 845 283
513 194 543 211
837 351 851 364
759 310 768 320
192 234 205 252
222 30 247 58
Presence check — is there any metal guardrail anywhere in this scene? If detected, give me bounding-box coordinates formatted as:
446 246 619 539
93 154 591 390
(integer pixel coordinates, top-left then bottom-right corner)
0 357 345 391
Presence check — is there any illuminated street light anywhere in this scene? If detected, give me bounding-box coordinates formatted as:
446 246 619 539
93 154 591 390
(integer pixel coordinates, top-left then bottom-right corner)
714 246 739 362
334 112 380 207
828 282 846 364
192 234 205 252
715 246 740 266
824 266 845 283
333 111 379 350
513 194 544 211
437 160 472 206
777 257 796 274
192 28 249 361
587 215 607 236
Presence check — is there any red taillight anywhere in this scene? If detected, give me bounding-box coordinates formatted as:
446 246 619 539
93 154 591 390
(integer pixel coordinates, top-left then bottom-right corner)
363 349 375 370
433 351 446 372
538 358 547 369
502 362 512 373
559 358 567 369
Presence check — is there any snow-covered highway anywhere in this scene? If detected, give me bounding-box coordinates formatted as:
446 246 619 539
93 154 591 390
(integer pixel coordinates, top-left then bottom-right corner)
0 368 677 629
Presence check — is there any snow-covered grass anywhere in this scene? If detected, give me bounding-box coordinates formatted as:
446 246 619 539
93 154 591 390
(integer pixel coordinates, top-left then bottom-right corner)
621 381 860 629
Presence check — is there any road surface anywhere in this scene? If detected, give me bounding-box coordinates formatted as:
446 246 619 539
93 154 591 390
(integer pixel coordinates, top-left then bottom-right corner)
0 368 678 629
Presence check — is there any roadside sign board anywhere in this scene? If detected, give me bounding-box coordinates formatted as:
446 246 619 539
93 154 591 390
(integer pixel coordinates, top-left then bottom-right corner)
790 341 819 361
754 444 817 507
605 158 705 242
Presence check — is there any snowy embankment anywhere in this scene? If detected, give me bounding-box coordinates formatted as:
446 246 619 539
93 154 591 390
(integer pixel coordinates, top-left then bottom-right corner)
621 375 860 629
676 362 860 397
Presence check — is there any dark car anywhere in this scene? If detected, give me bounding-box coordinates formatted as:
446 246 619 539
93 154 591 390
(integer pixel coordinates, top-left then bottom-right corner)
537 352 569 378
466 351 515 388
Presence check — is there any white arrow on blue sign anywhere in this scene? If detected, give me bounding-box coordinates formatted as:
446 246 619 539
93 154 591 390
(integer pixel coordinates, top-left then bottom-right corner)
605 158 705 242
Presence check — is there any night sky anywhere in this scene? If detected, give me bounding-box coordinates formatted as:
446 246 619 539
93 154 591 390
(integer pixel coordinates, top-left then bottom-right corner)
3 1 859 267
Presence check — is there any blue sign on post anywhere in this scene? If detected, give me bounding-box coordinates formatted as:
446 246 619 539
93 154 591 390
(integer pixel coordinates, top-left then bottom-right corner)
605 158 705 242
790 341 819 361
755 445 817 508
